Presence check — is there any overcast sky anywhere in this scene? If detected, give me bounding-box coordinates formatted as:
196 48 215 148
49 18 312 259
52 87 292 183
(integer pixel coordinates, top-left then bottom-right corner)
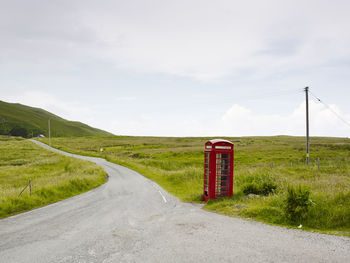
1 0 350 137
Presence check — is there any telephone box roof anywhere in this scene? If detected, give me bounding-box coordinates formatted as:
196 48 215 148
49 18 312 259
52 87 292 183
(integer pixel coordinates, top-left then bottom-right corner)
206 139 233 145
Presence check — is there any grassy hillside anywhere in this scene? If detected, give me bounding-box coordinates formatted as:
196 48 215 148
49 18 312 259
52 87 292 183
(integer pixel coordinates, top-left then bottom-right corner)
39 135 350 236
0 100 113 137
0 136 107 218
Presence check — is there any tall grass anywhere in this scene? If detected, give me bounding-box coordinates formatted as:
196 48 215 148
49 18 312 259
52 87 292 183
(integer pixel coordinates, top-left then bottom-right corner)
39 135 350 236
0 136 106 218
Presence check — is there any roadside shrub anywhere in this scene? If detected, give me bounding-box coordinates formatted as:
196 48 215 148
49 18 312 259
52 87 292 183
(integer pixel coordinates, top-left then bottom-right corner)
285 185 313 223
9 126 28 138
261 182 277 195
242 181 277 196
242 182 260 195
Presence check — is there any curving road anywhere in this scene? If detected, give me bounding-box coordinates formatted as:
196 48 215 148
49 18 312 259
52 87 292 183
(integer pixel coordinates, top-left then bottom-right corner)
0 140 349 263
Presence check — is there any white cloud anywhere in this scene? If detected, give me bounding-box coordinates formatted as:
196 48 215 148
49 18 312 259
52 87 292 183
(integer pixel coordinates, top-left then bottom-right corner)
217 101 350 137
1 1 349 137
82 0 350 81
3 91 349 137
102 100 350 137
2 1 349 81
114 97 137 102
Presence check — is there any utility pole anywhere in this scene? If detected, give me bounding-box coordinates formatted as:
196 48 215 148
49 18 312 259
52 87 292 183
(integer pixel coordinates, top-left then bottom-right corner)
305 87 309 166
48 118 51 146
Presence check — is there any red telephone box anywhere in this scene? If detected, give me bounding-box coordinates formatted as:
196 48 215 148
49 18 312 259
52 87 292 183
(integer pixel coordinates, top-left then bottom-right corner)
203 139 234 202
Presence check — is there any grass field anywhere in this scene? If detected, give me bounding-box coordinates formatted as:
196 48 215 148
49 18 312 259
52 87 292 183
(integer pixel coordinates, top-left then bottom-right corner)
0 136 107 218
39 135 350 236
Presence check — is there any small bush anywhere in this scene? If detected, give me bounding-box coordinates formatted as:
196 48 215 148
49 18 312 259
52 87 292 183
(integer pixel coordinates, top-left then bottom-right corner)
242 182 260 195
261 182 277 195
242 181 277 196
9 126 28 138
285 185 313 223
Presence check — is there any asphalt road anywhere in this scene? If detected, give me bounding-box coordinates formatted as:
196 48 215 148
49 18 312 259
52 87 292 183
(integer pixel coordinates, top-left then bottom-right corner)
0 140 349 263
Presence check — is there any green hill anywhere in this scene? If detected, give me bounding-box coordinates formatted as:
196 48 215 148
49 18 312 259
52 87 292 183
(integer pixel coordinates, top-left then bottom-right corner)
0 100 113 137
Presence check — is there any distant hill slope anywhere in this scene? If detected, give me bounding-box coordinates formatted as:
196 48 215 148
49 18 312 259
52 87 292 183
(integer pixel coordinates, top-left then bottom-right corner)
0 100 113 137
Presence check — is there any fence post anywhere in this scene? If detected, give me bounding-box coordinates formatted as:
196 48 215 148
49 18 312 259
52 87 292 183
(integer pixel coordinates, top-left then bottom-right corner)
291 161 293 167
18 181 29 197
18 179 32 197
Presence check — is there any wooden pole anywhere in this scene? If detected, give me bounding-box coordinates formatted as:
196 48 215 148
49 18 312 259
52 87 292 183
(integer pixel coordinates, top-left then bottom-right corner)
305 87 310 166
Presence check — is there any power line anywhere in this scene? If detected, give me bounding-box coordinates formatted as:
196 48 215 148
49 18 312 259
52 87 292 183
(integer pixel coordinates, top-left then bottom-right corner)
309 90 350 129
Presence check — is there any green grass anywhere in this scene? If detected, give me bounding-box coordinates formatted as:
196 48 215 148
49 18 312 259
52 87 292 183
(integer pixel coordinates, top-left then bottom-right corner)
0 136 107 218
0 100 113 137
38 135 350 236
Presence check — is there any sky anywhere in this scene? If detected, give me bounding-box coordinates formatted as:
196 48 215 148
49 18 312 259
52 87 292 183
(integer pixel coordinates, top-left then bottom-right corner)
1 0 350 137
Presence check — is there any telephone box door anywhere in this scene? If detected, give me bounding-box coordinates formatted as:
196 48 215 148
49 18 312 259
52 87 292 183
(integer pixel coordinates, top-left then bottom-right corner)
214 152 232 198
